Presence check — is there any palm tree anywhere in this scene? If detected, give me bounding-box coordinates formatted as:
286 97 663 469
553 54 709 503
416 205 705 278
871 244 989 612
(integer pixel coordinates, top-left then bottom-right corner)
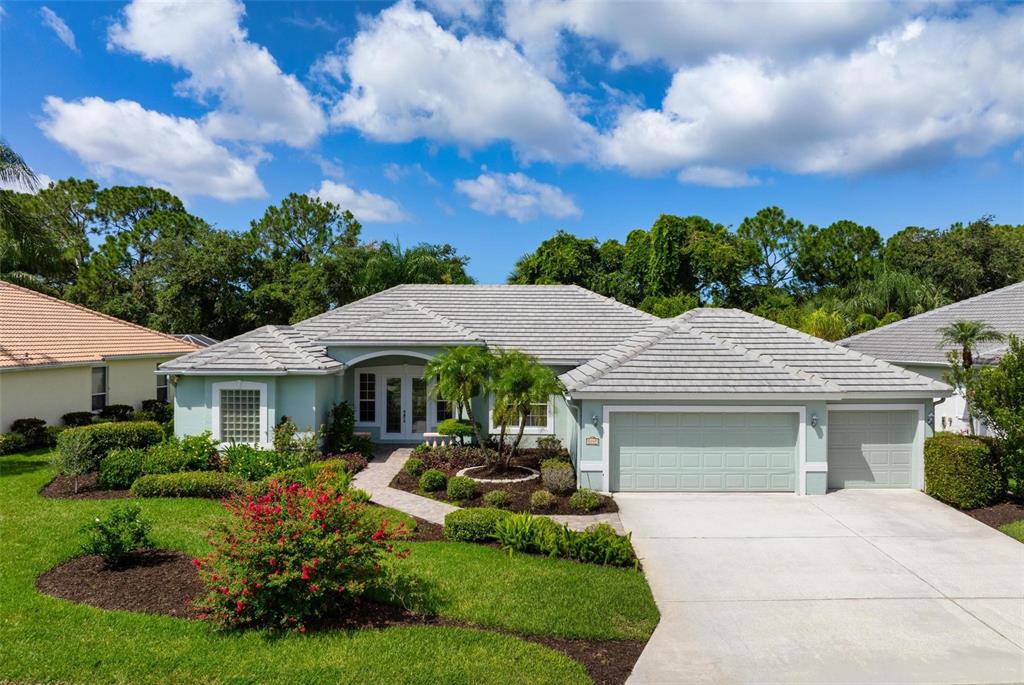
424 345 495 448
939 320 1005 369
492 350 565 465
0 140 46 278
0 140 38 190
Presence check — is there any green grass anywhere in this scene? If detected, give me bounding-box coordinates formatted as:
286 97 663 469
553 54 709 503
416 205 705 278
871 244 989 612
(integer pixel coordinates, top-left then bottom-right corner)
0 452 658 684
999 519 1024 543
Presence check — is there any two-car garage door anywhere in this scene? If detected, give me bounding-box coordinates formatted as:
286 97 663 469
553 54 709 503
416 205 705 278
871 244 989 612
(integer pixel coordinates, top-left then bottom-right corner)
611 412 797 492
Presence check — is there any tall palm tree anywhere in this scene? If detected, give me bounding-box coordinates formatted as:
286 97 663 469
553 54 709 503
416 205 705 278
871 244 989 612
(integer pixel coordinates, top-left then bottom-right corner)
939 320 1005 369
424 345 495 448
492 350 565 464
0 140 45 278
0 139 38 189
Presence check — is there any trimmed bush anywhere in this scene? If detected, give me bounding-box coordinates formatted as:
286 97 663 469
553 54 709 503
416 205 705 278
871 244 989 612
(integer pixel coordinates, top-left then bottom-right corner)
141 399 173 423
43 425 66 447
0 432 27 455
80 503 154 567
131 471 246 498
193 480 407 631
99 404 135 422
420 445 490 471
56 421 163 473
11 418 47 447
419 468 447 492
443 507 512 542
483 489 511 509
569 488 602 513
541 460 575 494
447 475 477 501
98 448 146 489
924 433 1005 509
62 412 95 427
143 439 211 476
225 444 301 481
412 443 430 455
536 435 563 458
404 457 426 477
529 489 555 511
437 418 476 444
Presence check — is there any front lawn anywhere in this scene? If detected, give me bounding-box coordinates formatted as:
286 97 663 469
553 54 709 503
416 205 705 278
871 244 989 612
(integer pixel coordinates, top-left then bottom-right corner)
0 451 658 683
999 520 1024 543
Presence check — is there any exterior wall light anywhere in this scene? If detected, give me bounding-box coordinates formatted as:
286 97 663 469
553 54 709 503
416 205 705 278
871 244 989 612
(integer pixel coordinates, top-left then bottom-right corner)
810 414 818 428
927 412 935 428
591 414 600 427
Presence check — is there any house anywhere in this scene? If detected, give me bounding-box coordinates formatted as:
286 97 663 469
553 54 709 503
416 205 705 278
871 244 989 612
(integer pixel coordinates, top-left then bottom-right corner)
840 281 1024 434
161 284 950 495
0 280 198 430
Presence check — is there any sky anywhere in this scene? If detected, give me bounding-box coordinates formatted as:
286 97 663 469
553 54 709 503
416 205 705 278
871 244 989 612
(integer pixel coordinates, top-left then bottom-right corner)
2 0 1022 283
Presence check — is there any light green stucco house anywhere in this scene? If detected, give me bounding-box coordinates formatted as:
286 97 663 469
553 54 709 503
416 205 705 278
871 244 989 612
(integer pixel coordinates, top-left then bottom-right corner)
161 284 951 496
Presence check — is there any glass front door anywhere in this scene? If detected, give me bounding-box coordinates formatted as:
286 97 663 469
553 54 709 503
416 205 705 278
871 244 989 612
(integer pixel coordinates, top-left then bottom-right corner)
381 373 429 440
385 377 403 437
411 378 427 434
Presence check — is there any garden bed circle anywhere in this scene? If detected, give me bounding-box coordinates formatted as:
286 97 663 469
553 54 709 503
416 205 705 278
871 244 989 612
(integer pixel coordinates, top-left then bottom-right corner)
456 465 540 483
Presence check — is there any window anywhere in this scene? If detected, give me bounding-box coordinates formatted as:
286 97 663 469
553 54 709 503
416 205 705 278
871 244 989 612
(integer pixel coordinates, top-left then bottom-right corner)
489 395 551 434
524 402 548 429
219 389 261 444
358 373 376 423
156 372 169 403
436 399 454 422
91 367 108 411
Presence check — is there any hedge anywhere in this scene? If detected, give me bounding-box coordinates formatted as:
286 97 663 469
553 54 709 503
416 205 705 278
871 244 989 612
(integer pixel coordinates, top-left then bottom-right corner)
55 421 164 473
98 448 146 489
443 507 512 542
924 433 1006 509
0 432 27 455
131 471 246 498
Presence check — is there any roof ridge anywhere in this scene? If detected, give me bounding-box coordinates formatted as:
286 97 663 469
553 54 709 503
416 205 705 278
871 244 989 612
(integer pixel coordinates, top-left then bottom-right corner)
567 284 657 320
679 313 841 393
734 308 949 392
296 283 409 332
562 320 677 390
267 326 325 367
840 279 1024 344
408 300 482 341
0 279 198 352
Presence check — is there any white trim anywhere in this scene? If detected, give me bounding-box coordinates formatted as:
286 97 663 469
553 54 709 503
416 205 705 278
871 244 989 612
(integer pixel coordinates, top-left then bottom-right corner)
826 403 926 490
211 380 270 448
601 405 809 495
343 349 434 366
350 363 434 440
487 393 555 436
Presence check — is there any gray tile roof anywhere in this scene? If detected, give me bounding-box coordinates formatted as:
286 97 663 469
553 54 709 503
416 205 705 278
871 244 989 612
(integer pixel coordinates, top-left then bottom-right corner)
840 281 1024 365
161 325 342 374
320 300 484 346
562 308 950 397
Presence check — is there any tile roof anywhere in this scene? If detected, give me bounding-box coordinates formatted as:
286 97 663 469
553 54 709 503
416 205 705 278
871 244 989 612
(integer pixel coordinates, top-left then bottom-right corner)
839 281 1024 365
161 326 341 375
562 308 950 397
320 300 484 346
172 333 219 348
0 280 198 370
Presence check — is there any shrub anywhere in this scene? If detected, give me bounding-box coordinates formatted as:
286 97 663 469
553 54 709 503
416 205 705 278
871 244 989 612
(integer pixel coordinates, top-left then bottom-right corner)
0 432 27 455
256 459 353 492
322 402 355 454
193 480 407 631
412 443 430 455
11 418 47 447
349 488 371 503
404 457 426 477
541 523 636 568
969 335 1024 484
483 489 511 509
331 451 368 474
529 489 555 511
99 404 135 422
273 416 298 454
443 507 512 542
131 471 246 499
419 468 447 492
419 445 490 471
437 418 476 444
541 460 575 494
62 411 95 427
80 503 154 567
50 430 94 491
98 448 146 489
447 475 477 501
924 433 1005 509
56 421 164 473
141 399 173 423
225 444 301 481
569 488 602 513
43 425 66 447
130 410 156 423
536 435 563 458
142 438 214 476
493 513 560 554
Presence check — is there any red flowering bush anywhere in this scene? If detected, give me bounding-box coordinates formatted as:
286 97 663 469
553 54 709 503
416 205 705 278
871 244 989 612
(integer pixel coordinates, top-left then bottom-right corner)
193 478 407 632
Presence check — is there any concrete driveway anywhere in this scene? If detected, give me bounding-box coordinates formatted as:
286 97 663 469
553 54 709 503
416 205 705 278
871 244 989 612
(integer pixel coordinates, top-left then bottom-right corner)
617 490 1024 684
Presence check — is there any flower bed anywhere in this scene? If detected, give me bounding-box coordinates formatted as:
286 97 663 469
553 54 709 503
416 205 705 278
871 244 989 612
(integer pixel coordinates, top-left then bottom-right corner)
391 447 617 515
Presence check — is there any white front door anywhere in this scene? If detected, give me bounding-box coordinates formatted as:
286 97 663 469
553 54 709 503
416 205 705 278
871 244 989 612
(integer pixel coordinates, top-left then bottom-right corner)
381 372 429 441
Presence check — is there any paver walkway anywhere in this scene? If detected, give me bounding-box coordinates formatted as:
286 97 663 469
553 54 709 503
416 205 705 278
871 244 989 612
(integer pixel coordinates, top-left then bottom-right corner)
354 446 624 532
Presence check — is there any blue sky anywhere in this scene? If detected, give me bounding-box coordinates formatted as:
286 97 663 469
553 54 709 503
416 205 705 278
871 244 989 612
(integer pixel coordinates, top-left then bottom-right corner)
2 0 1022 283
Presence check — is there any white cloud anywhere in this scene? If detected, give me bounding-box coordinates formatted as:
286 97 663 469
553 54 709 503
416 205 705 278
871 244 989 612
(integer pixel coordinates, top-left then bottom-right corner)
422 0 486 22
503 0 901 79
108 0 325 147
600 8 1024 177
309 180 408 223
40 96 265 201
331 1 595 162
383 162 439 185
0 173 54 195
677 166 760 188
454 171 580 222
40 6 77 52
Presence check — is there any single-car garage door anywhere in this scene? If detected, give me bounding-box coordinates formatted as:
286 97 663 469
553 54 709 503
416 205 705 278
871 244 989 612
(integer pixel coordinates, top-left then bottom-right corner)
827 410 917 488
610 412 797 492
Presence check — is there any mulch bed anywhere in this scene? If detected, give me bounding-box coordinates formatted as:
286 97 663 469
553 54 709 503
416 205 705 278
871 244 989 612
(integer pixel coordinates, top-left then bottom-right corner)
37 550 644 684
966 501 1024 529
405 515 445 542
390 453 618 516
40 472 132 500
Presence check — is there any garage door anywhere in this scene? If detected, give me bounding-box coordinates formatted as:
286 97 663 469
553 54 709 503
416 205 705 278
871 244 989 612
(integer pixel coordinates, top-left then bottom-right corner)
827 410 917 488
610 412 797 492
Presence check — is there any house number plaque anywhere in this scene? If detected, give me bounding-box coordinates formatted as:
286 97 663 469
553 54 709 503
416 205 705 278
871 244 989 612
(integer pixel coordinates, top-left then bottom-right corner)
585 437 600 446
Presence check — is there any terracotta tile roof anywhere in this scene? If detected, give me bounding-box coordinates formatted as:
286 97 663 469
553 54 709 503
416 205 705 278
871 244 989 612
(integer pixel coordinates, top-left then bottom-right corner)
0 280 198 369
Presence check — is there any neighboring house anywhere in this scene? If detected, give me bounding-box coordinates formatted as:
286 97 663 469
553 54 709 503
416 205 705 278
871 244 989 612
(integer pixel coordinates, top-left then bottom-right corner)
840 281 1024 435
0 280 198 431
162 284 950 495
172 334 220 348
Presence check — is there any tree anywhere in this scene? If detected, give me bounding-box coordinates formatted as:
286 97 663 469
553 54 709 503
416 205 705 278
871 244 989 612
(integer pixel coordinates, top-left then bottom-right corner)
424 346 495 449
509 230 600 287
938 320 1005 370
638 292 699 318
968 335 1024 483
801 308 847 341
361 240 473 295
491 350 564 463
842 268 948 319
793 220 882 291
0 140 51 280
737 206 803 290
